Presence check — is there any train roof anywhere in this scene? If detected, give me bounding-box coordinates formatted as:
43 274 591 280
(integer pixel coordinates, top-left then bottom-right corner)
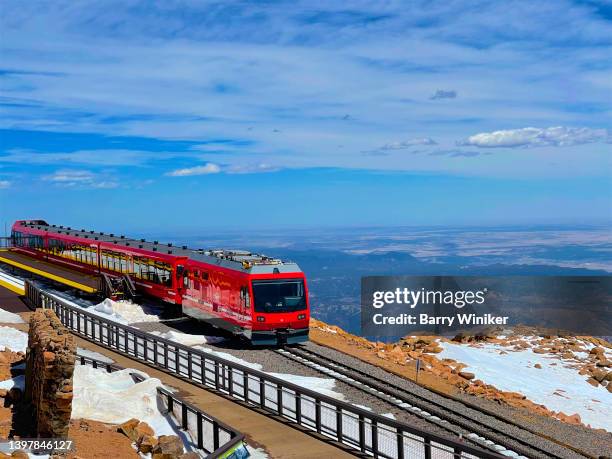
14 220 302 275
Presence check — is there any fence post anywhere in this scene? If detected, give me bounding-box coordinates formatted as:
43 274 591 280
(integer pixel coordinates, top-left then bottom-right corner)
213 420 220 451
397 428 404 459
196 412 203 450
424 437 432 459
181 404 188 430
295 393 302 424
336 407 343 443
359 414 366 452
371 419 378 457
259 378 265 407
277 385 283 416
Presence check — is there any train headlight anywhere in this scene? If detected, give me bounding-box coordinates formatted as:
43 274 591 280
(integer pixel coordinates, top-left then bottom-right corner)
257 316 265 322
298 313 306 320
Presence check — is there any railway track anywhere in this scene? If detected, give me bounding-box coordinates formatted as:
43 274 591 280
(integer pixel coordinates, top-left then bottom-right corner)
1 265 597 459
277 345 592 459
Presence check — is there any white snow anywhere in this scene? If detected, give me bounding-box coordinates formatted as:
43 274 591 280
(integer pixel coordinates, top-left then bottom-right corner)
93 298 161 324
77 347 114 364
72 365 179 438
269 373 345 400
195 345 264 370
151 330 224 346
438 341 612 431
0 307 24 323
0 326 28 353
0 374 25 391
46 292 161 325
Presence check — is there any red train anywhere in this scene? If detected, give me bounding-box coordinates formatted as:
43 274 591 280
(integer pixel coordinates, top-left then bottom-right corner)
11 220 309 345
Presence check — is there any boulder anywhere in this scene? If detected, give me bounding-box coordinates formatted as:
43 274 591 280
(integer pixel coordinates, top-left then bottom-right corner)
534 363 542 369
458 371 475 380
152 435 184 459
118 418 140 442
138 435 158 454
587 377 599 387
592 368 607 383
135 421 155 441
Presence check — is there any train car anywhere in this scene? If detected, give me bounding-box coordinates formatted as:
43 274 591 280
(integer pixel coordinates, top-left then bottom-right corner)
11 220 309 345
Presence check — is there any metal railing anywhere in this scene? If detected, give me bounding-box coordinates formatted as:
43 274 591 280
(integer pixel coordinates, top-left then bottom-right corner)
75 354 246 458
27 280 502 459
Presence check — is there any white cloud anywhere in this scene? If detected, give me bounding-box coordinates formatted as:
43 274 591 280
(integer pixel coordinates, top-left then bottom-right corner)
44 169 119 188
0 180 11 189
430 89 457 100
167 162 279 176
0 2 610 179
459 126 610 148
380 138 437 150
166 163 221 177
227 163 279 174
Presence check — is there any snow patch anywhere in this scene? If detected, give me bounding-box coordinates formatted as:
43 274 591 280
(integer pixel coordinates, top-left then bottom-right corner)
93 298 161 324
269 373 345 400
151 330 224 346
72 365 179 438
438 341 612 431
0 308 24 324
0 326 28 353
0 374 25 391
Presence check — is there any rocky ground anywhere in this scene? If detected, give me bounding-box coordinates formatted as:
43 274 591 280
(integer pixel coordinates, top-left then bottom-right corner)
309 319 611 431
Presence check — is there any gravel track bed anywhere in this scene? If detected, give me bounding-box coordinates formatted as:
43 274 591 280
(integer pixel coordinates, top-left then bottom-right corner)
302 341 611 459
132 320 479 446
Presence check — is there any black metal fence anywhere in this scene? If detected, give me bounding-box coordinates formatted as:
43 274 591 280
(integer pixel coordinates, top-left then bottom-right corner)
26 280 502 459
75 354 246 458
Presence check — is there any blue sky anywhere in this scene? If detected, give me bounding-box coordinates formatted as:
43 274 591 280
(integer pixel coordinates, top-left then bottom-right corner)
0 1 611 231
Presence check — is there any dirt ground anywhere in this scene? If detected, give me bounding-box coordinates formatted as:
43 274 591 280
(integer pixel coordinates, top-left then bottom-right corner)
309 325 462 395
66 419 139 459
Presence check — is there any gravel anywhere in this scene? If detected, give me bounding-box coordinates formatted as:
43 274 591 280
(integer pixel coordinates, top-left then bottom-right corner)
132 320 487 449
302 341 612 459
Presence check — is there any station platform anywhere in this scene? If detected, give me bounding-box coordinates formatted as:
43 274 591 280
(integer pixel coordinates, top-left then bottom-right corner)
0 249 99 293
0 283 29 313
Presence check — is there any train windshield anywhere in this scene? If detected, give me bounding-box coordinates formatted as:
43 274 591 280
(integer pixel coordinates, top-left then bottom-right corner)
252 279 306 313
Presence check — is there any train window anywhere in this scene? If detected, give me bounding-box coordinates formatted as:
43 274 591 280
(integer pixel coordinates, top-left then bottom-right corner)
201 271 209 281
252 279 305 313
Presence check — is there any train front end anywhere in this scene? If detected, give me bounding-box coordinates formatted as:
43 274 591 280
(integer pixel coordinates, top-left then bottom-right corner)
247 273 310 346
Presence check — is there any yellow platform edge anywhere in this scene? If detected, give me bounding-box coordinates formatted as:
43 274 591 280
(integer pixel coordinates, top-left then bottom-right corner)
0 278 25 295
0 254 97 293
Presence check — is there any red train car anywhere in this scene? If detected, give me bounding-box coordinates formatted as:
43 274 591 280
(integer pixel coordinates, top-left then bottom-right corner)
11 220 309 345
